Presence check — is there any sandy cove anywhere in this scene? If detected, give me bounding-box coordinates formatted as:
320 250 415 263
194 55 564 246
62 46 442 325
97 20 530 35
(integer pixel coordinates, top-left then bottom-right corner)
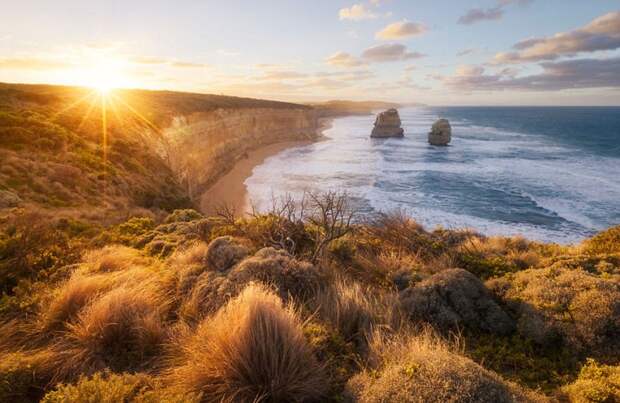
200 118 333 217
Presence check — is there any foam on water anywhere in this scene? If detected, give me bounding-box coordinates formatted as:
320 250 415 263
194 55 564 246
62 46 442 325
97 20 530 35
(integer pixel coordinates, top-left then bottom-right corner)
245 107 620 244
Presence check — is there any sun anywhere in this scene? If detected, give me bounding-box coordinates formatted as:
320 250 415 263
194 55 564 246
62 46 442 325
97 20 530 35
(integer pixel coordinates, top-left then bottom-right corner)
71 54 132 94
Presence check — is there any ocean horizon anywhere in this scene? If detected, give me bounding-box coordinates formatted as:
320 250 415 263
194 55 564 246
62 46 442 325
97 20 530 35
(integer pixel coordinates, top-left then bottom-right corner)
246 106 620 244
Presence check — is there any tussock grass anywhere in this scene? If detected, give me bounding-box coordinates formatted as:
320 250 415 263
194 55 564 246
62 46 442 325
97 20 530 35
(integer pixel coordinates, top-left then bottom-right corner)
81 245 151 274
57 285 169 375
171 283 325 402
313 278 404 347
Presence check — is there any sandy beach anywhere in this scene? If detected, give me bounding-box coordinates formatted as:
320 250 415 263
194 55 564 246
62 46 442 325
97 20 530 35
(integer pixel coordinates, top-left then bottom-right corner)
200 118 333 216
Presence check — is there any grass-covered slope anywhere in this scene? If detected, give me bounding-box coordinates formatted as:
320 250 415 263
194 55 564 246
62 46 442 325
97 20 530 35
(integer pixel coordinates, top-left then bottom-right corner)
0 194 618 402
0 83 311 218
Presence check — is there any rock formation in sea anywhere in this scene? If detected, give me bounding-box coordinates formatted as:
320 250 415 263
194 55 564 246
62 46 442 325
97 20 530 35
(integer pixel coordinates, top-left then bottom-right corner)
370 108 404 138
428 118 451 145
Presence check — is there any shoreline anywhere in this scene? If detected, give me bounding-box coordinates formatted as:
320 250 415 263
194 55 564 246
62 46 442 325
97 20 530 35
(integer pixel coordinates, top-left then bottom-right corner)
200 118 333 217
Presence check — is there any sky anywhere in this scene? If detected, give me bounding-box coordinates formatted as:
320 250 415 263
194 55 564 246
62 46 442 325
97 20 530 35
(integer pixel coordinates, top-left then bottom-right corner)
1 0 619 105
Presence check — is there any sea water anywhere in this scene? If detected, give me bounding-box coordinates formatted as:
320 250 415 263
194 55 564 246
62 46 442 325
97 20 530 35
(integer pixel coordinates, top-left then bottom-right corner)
245 107 620 244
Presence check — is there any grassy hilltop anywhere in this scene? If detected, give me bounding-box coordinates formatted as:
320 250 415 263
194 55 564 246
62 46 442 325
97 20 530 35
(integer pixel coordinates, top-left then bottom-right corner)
0 84 619 402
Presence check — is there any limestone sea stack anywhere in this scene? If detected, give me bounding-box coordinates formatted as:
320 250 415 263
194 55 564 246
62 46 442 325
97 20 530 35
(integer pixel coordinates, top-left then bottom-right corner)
371 108 404 138
428 118 451 146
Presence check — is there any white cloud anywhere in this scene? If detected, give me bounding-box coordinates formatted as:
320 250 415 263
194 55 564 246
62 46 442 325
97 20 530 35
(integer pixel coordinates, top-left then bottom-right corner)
494 11 620 63
376 20 426 39
325 51 365 67
339 4 377 21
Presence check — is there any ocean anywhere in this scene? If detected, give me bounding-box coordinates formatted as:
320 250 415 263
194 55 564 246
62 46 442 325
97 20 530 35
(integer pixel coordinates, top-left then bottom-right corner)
245 107 620 244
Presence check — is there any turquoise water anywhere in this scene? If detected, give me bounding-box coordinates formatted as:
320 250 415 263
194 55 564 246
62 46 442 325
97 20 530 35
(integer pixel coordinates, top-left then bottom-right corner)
245 107 620 244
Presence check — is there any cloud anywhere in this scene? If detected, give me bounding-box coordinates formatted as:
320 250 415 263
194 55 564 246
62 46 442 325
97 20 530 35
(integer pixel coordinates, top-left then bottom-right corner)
0 57 73 70
361 43 425 62
494 11 620 63
258 70 309 80
339 4 377 20
458 0 532 25
443 57 620 91
458 6 503 25
325 51 366 67
456 48 476 56
170 61 209 68
376 20 426 39
130 57 208 68
315 70 376 81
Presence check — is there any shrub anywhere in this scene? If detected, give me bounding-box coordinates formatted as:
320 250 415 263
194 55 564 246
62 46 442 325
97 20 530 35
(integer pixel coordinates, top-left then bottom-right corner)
171 283 325 402
205 236 248 271
41 371 197 403
561 359 620 403
454 236 542 279
228 247 326 303
488 267 620 357
59 286 168 374
581 225 620 255
0 350 57 402
346 332 541 403
164 209 203 224
400 268 514 335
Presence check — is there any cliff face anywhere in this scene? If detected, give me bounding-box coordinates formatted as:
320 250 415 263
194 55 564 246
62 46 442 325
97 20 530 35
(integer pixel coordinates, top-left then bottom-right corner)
160 107 318 200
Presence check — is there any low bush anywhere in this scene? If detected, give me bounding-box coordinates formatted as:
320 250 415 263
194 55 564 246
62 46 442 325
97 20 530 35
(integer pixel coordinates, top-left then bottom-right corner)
488 267 620 357
346 331 542 403
561 359 620 403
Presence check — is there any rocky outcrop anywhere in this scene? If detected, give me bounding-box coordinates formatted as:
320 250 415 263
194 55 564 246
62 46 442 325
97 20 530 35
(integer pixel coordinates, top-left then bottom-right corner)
371 109 404 138
428 118 451 145
400 268 514 335
159 108 319 200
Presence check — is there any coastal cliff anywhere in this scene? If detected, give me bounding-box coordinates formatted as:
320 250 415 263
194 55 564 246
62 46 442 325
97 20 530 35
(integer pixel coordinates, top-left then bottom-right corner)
160 107 318 201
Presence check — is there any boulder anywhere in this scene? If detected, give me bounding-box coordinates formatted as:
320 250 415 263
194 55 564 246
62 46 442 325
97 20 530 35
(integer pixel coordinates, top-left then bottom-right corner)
400 268 514 335
371 109 404 138
428 118 451 145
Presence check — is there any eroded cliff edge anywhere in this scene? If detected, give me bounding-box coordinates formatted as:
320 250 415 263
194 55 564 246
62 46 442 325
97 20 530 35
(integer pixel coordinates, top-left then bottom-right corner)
159 107 319 202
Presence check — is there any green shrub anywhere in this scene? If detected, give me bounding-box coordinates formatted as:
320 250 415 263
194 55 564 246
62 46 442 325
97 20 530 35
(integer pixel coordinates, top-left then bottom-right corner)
41 371 197 403
562 359 620 403
582 225 620 255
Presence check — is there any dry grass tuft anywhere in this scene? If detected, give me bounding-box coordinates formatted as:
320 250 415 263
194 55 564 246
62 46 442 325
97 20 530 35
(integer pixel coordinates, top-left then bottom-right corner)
58 285 168 375
313 278 404 347
39 274 115 332
171 283 325 402
346 331 545 402
81 245 151 274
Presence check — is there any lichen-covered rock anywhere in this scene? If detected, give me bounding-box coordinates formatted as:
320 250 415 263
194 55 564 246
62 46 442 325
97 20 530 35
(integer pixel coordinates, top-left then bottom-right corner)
428 118 451 145
371 109 404 138
206 236 249 271
400 268 514 334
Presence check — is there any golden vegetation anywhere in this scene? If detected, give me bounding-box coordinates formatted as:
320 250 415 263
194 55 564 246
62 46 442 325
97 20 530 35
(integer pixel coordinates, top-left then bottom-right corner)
1 200 618 402
0 83 619 402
